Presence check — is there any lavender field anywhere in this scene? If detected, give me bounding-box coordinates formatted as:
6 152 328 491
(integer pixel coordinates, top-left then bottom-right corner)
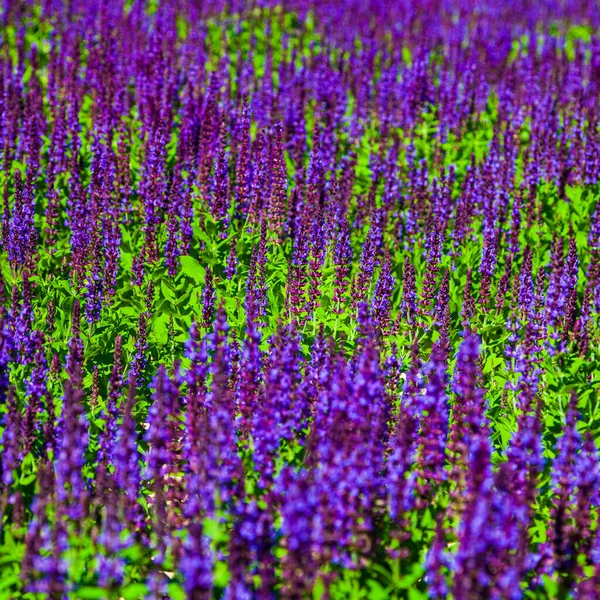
1 0 600 598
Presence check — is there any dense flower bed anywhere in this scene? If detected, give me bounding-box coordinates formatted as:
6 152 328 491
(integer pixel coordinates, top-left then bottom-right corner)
1 1 600 598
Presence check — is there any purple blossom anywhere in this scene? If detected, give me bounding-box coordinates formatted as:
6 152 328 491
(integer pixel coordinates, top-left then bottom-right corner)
114 377 143 531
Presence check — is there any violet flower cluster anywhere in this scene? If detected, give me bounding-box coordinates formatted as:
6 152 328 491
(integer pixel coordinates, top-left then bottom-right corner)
0 0 599 598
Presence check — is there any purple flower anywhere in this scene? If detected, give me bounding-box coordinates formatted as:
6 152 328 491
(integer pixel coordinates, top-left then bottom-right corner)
211 128 230 230
8 169 37 269
252 323 304 488
0 386 20 490
205 307 242 507
225 238 238 280
398 256 417 326
268 121 287 238
97 335 124 489
518 246 535 319
236 321 263 441
130 311 150 385
276 466 319 596
447 330 487 506
144 365 182 563
235 97 252 219
13 269 35 363
114 377 143 532
201 265 216 329
462 268 476 326
550 393 600 590
436 271 451 354
181 522 214 599
22 330 48 456
332 213 352 314
23 463 68 597
84 234 104 324
97 484 126 588
371 250 396 332
415 341 449 493
451 436 523 600
183 322 212 518
420 228 443 314
351 213 382 309
248 131 270 228
55 302 89 521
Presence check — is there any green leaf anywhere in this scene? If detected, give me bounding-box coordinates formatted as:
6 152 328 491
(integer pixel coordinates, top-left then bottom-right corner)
75 587 108 599
179 256 205 284
0 573 20 592
19 453 36 486
542 575 558 597
153 313 171 344
161 279 177 303
366 580 390 600
167 582 186 600
213 559 230 588
121 583 149 599
313 576 326 600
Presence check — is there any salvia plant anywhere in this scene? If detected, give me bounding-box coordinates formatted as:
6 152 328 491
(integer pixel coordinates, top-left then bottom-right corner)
1 0 600 598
